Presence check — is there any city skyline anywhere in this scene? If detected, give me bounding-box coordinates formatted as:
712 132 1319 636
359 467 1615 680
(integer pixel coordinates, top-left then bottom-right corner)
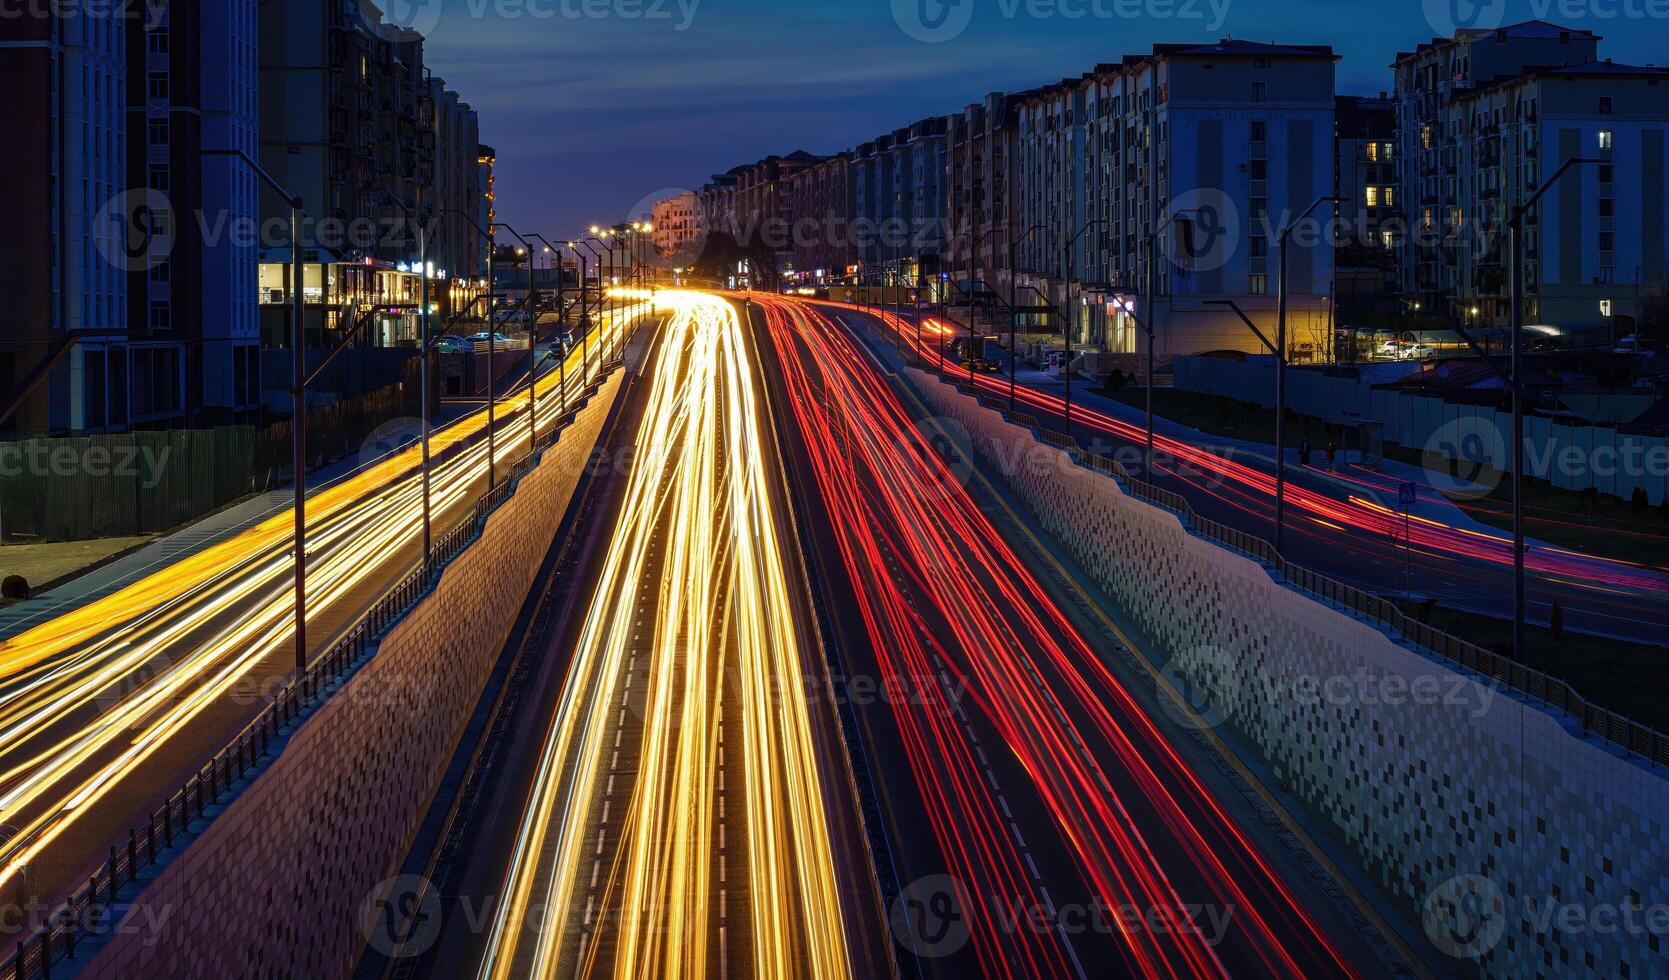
423 0 1669 234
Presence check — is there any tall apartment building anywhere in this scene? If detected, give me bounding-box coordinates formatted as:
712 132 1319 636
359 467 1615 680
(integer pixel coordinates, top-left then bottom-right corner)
258 0 435 346
785 157 856 277
1391 21 1601 320
428 80 483 312
0 11 128 433
128 0 263 429
1335 94 1399 330
943 92 1030 295
852 136 894 269
1051 41 1339 359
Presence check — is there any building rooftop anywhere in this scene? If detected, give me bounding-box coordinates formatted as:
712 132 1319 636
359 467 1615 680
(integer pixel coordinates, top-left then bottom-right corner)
1393 20 1602 65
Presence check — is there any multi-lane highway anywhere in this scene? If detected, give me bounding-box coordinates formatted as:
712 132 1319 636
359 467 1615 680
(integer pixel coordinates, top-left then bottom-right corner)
449 292 886 979
0 301 642 919
756 294 1403 978
850 306 1667 644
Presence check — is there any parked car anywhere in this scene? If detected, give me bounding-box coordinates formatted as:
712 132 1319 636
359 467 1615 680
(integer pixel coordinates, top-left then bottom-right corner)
1615 334 1650 355
469 331 516 347
430 335 472 354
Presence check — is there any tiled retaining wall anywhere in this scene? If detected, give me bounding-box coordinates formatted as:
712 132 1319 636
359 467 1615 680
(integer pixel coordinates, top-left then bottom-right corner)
912 369 1668 979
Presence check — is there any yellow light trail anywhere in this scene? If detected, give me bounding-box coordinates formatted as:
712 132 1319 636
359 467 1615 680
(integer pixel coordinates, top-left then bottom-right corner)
0 298 648 893
476 291 851 980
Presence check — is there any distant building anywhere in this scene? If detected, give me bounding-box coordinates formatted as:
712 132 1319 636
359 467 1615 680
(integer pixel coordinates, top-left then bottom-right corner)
652 191 704 262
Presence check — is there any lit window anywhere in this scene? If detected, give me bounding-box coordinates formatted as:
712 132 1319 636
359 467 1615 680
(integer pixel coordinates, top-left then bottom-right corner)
1249 274 1268 295
1385 186 1395 206
1600 299 1613 316
1598 130 1614 150
1365 186 1380 208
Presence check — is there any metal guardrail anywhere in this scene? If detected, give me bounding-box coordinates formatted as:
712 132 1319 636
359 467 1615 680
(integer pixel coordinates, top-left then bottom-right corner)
961 385 1669 773
0 369 622 980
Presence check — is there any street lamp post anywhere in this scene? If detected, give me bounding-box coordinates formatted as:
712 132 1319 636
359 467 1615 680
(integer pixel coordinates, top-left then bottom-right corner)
1009 225 1043 411
1274 195 1344 554
1144 208 1202 480
1507 157 1597 660
575 238 606 381
528 233 571 417
204 148 308 678
377 191 434 563
443 207 499 490
1061 219 1105 448
493 223 540 450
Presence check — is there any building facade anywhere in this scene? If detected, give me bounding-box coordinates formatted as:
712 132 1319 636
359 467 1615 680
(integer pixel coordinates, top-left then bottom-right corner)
1334 94 1400 334
1392 20 1601 320
1064 41 1340 359
127 0 263 429
0 9 128 433
652 190 704 264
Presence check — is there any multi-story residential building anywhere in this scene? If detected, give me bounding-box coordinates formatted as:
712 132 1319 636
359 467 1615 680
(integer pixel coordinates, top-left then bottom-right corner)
258 0 435 346
1060 41 1340 359
943 92 1031 297
0 10 129 434
696 170 737 243
1015 76 1090 323
852 137 893 269
652 190 704 263
1335 94 1400 333
1392 20 1601 318
127 0 263 429
1446 61 1669 330
428 80 484 315
785 156 856 278
897 117 949 287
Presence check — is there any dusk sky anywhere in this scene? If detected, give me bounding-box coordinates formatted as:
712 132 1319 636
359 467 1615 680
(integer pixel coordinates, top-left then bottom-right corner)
414 0 1666 237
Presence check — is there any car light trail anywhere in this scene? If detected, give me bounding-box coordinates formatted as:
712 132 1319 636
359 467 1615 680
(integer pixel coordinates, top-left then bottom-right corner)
759 295 1359 978
476 291 851 980
855 304 1666 597
0 306 638 895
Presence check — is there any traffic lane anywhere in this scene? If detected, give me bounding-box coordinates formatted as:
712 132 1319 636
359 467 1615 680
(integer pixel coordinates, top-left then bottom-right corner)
837 305 1664 643
761 317 1099 980
403 334 647 980
739 299 896 979
0 350 609 935
783 296 1393 977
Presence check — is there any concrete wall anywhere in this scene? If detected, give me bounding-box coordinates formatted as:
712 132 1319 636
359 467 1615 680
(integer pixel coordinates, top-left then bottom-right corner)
76 369 623 979
911 369 1669 978
1175 356 1669 506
